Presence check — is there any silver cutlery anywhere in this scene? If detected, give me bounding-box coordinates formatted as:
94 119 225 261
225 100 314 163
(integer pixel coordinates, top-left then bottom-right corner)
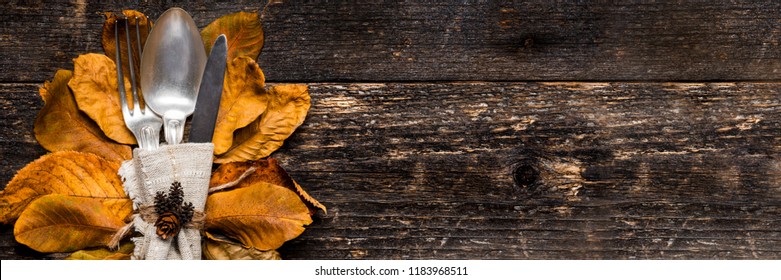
140 8 206 145
115 16 163 150
188 34 228 143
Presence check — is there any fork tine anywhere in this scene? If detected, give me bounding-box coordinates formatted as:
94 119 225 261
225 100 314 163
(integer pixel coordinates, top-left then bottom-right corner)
114 17 130 116
124 18 141 113
135 16 144 57
134 16 146 111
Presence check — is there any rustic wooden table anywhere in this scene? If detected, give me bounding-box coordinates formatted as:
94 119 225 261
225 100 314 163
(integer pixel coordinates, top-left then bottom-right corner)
2 1 781 259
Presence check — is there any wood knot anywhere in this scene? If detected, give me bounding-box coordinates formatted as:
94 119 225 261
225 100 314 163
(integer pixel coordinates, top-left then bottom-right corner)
513 162 540 191
523 37 534 49
510 156 585 203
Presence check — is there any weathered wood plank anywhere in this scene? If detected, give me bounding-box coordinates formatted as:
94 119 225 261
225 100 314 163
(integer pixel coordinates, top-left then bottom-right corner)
260 1 781 82
0 83 46 186
0 0 261 82
2 1 781 82
2 82 781 259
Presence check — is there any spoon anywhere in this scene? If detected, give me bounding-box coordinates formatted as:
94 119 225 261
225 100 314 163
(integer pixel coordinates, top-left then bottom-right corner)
140 8 206 145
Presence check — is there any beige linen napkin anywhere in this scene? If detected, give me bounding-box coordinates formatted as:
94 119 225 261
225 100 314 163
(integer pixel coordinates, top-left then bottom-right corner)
118 143 213 260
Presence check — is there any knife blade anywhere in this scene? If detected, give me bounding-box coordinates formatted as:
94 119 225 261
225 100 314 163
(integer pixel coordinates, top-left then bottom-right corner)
189 34 227 143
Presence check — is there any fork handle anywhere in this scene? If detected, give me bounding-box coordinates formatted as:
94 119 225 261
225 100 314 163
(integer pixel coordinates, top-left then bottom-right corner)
139 125 161 150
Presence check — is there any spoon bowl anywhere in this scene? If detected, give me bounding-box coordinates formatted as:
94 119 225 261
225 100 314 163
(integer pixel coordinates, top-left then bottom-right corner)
140 8 206 145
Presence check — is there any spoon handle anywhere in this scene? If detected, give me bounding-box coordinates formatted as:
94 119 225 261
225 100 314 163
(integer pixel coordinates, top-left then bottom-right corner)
163 111 186 144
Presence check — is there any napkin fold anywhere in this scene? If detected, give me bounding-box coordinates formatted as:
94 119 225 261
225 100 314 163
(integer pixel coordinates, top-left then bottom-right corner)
118 143 213 260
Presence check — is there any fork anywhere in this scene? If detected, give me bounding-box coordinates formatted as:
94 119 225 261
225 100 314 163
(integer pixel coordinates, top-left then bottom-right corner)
115 16 162 150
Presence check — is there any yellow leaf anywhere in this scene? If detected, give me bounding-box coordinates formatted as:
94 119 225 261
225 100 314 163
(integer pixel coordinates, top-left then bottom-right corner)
65 242 134 260
210 158 326 215
215 84 310 163
213 57 267 155
205 181 312 250
201 11 264 61
203 233 280 260
101 10 153 79
69 53 136 145
0 151 126 224
14 194 132 253
34 70 131 162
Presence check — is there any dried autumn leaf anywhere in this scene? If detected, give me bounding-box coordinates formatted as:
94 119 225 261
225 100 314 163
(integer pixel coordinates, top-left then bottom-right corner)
215 84 310 163
65 242 134 260
205 181 312 250
34 70 131 162
213 57 268 155
0 151 126 224
14 194 132 253
201 11 264 61
102 10 152 78
203 233 280 260
210 158 326 215
69 53 136 145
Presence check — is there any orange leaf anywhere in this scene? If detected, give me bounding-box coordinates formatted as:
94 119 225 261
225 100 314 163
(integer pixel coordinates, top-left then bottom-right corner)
215 84 310 163
205 181 312 250
203 233 280 260
69 53 136 145
0 151 127 224
34 70 131 163
65 242 134 260
210 158 326 215
213 57 267 155
101 10 153 78
14 194 132 253
201 11 264 61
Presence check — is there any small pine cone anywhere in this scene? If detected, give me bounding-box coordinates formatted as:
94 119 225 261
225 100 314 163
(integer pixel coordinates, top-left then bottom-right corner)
154 212 181 240
180 202 194 224
170 183 184 205
153 192 166 214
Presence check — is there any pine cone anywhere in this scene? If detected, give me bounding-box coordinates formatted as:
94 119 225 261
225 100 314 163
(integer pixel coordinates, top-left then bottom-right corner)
154 212 181 240
152 181 195 239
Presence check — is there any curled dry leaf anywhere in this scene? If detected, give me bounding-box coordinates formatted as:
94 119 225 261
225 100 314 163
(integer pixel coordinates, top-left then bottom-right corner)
65 242 134 260
210 158 326 215
0 151 126 224
69 53 136 145
101 10 152 78
215 84 310 164
205 181 312 251
201 11 264 61
34 70 131 162
203 233 281 260
14 194 132 253
213 57 267 155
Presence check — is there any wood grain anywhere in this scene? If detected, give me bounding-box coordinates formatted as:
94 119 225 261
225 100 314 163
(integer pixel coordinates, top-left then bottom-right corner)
2 0 781 260
2 1 781 82
274 82 781 259
3 82 781 259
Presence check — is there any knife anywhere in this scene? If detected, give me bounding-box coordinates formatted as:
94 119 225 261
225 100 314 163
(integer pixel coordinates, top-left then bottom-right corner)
189 34 227 143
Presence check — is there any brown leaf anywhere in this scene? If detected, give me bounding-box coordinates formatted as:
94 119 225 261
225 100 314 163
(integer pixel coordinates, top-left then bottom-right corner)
213 57 267 155
69 53 136 145
210 158 326 215
215 84 310 163
102 10 152 79
65 242 134 260
205 181 312 250
201 11 264 61
0 151 127 224
34 70 131 162
14 194 132 253
203 233 280 260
